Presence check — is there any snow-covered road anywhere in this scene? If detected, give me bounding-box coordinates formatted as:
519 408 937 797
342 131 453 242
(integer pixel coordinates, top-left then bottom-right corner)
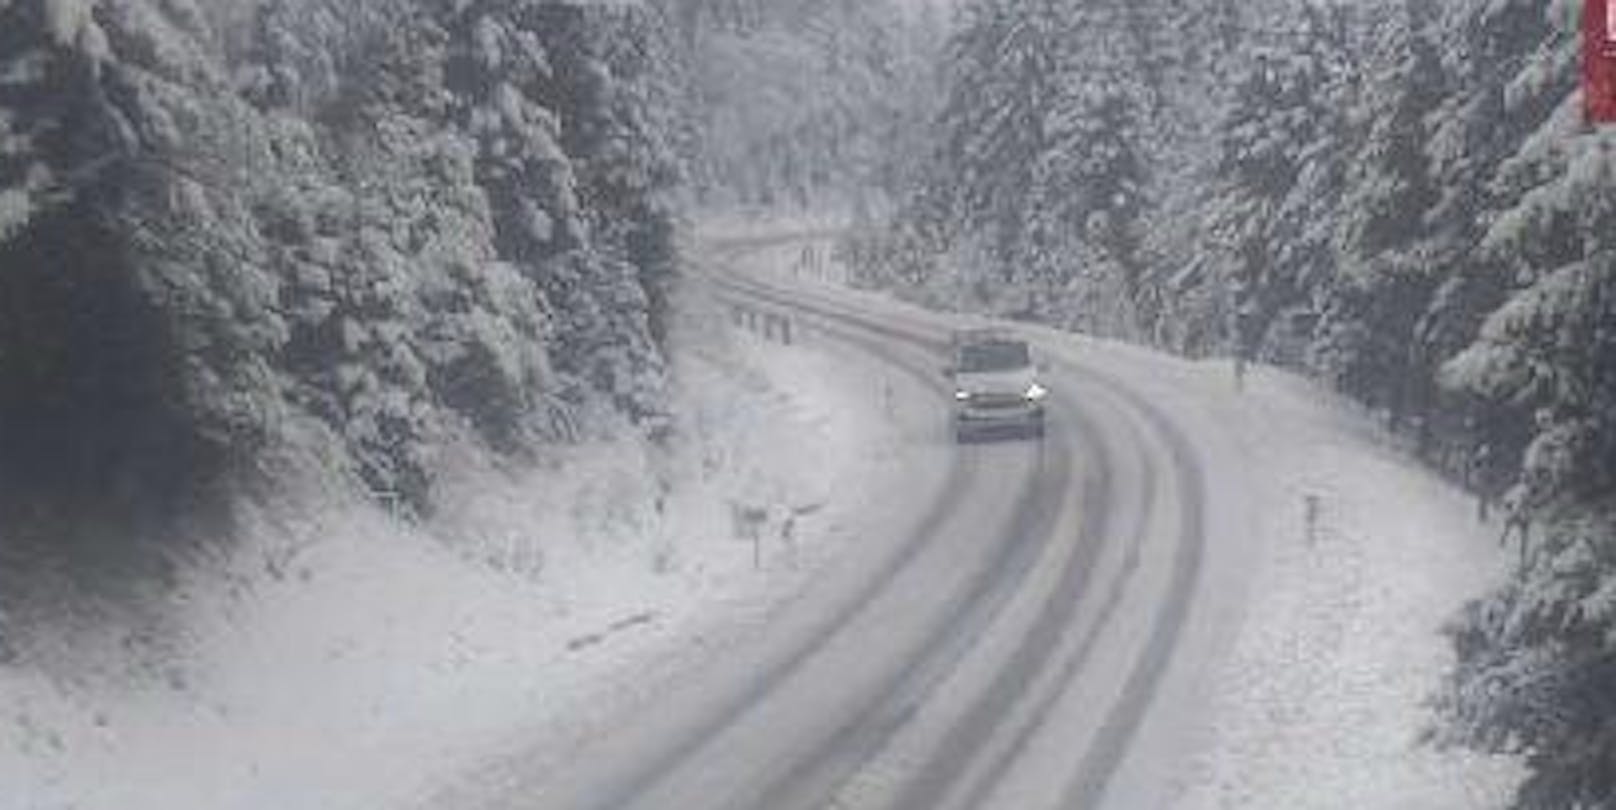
456 227 1520 810
450 236 1237 810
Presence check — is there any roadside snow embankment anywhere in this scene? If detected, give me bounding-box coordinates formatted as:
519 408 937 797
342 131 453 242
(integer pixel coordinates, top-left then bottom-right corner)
0 284 910 810
1031 333 1527 810
1156 362 1526 809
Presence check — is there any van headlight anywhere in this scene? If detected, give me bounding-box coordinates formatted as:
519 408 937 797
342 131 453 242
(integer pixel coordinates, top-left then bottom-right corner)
1024 383 1048 401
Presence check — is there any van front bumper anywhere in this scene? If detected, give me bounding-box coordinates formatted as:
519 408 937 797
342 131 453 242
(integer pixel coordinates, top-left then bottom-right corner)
952 398 1045 441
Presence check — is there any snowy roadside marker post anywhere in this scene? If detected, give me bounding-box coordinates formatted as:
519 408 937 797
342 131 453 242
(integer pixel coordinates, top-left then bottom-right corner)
731 501 768 570
751 514 761 570
1304 492 1322 546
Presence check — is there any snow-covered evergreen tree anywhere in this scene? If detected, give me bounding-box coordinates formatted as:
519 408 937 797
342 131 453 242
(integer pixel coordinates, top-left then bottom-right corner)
853 2 1614 801
1431 7 1616 803
0 0 685 519
1196 9 1355 367
853 0 1160 334
666 0 935 209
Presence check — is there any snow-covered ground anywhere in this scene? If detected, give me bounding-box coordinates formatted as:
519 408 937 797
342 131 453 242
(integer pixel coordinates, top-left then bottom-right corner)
1151 362 1528 810
0 277 919 809
0 219 1526 810
718 220 1527 808
1027 331 1528 810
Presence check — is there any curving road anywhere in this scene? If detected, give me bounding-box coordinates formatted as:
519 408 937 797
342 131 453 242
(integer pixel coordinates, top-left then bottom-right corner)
460 236 1231 810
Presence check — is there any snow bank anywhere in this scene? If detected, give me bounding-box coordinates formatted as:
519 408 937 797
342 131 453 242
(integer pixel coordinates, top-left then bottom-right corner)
0 282 907 809
999 323 1527 809
1156 361 1526 809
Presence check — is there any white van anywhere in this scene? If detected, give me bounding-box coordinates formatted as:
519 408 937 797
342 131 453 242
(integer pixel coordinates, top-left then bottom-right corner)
944 329 1047 443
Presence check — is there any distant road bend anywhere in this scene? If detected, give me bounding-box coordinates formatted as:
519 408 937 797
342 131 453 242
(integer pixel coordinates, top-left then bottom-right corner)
479 235 1216 810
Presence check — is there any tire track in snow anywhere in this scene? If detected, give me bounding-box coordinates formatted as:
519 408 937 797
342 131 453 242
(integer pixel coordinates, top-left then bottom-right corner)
902 378 1150 810
738 398 1077 810
1051 362 1207 810
575 247 996 810
734 280 1175 810
713 272 1078 810
705 240 1209 810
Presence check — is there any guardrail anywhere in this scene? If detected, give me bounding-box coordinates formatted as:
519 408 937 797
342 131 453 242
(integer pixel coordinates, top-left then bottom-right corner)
729 302 797 345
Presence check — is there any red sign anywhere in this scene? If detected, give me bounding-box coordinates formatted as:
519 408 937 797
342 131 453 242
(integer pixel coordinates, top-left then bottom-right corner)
1585 0 1616 123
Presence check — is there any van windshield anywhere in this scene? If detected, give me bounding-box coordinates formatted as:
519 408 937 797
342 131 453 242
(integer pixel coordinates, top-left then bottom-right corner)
957 341 1030 373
